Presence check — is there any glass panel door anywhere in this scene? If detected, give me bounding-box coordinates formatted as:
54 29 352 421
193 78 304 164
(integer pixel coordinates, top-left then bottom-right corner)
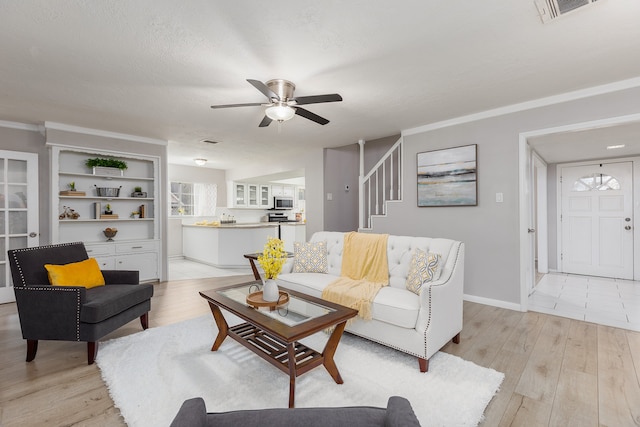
0 151 39 303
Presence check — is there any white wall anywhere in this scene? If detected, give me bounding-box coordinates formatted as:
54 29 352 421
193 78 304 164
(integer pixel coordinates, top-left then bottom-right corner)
370 85 640 306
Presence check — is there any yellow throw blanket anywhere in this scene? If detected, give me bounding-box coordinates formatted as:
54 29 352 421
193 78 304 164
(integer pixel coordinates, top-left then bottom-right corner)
322 232 389 320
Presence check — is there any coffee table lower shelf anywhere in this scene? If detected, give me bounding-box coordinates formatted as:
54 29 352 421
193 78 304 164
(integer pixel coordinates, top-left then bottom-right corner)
229 323 324 376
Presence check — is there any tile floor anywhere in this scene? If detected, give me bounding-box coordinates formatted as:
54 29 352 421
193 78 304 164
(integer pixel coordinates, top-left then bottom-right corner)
169 259 640 332
529 272 640 332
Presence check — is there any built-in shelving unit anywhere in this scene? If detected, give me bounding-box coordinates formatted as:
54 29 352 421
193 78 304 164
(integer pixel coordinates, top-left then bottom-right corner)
49 145 161 281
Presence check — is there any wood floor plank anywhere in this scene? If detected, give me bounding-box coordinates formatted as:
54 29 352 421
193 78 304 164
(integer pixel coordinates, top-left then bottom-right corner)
1 274 639 426
597 324 640 426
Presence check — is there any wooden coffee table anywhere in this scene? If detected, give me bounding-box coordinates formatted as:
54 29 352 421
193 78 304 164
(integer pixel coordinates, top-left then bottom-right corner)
200 281 358 408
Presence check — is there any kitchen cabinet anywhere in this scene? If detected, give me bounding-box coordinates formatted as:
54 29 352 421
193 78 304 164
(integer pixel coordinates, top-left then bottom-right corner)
260 185 270 207
271 185 295 198
247 184 259 207
234 183 247 206
49 145 161 281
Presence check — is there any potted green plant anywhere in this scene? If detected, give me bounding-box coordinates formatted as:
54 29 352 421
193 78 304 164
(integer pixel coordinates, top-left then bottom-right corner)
68 181 76 191
131 210 140 219
104 204 113 215
85 157 128 176
131 186 147 198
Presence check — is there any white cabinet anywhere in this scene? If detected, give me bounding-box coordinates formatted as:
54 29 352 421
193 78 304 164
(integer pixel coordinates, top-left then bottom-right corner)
85 240 160 282
271 185 295 197
260 185 270 207
49 145 161 281
234 183 247 206
280 224 306 252
247 184 259 207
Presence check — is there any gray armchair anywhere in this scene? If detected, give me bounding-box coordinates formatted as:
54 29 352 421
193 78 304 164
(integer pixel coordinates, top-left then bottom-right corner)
8 242 154 365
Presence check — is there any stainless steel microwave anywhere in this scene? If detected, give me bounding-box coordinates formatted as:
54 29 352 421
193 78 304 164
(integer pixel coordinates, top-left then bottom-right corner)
273 196 294 210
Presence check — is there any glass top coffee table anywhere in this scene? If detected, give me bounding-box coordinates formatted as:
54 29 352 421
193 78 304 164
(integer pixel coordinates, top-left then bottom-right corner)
199 281 358 408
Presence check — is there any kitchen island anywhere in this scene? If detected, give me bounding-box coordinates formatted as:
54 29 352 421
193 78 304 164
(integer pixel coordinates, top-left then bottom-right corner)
183 223 279 268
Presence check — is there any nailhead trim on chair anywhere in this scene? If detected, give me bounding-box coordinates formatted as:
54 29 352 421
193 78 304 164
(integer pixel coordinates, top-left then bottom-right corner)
11 242 85 340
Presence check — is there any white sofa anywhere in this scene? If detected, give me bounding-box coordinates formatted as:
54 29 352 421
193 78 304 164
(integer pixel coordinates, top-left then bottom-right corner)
278 231 465 372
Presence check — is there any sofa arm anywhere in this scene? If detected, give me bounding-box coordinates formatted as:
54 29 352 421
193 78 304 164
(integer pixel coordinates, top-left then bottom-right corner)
14 285 86 341
384 396 422 427
102 270 139 285
170 397 207 427
415 242 464 337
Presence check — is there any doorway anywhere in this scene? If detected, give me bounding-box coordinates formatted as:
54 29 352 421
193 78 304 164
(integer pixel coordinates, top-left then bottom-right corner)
0 150 40 303
559 161 634 279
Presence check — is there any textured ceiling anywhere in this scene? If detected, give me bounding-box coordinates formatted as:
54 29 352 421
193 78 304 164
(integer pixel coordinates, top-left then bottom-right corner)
1 1 640 171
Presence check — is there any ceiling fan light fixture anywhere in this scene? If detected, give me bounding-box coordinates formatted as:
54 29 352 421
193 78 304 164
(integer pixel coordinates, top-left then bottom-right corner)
194 158 207 166
265 104 295 122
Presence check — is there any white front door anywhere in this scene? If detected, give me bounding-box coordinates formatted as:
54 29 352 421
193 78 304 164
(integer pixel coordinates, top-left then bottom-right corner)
0 151 40 303
560 161 633 279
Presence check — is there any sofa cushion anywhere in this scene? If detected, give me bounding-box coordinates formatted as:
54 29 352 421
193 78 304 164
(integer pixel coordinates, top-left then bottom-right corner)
45 258 105 289
371 287 420 329
279 273 419 329
80 283 153 323
405 248 441 294
278 272 337 297
292 240 328 273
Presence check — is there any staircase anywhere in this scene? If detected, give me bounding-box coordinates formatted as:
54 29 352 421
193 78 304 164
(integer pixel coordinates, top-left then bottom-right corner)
359 137 403 230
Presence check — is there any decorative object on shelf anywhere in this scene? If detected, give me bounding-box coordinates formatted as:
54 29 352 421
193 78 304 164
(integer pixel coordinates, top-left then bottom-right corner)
131 211 140 219
59 206 80 220
86 157 128 177
94 185 122 197
246 290 289 310
94 202 101 219
104 203 113 215
103 227 118 241
131 186 147 198
417 144 477 207
68 181 76 191
257 237 286 302
59 190 86 196
139 204 145 218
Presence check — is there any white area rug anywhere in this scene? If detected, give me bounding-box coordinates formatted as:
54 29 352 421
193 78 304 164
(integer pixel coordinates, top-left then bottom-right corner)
96 315 503 427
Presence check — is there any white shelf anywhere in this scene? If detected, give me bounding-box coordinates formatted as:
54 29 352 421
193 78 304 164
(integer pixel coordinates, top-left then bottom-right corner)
59 218 154 223
59 196 154 201
59 171 153 181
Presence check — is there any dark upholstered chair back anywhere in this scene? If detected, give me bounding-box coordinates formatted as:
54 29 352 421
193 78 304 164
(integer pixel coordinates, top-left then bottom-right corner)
8 242 89 287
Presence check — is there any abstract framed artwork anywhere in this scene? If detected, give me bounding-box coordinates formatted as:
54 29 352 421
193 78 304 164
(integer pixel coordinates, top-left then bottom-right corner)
417 144 477 207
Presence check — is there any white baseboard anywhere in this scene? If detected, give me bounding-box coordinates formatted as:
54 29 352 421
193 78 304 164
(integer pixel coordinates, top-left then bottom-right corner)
463 294 523 312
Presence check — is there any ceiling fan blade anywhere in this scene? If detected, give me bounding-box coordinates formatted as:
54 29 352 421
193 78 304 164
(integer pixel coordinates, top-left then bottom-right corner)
258 115 272 127
247 79 280 101
294 107 330 125
293 94 342 105
210 102 264 109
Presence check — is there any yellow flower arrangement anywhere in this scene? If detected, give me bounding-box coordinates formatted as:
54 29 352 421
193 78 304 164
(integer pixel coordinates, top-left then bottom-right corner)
258 237 286 280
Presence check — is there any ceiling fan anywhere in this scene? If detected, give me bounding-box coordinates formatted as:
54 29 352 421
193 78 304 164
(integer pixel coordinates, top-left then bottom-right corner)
210 79 342 127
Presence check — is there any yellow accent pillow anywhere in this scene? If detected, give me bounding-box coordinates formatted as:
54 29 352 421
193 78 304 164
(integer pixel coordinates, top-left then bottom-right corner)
44 258 105 289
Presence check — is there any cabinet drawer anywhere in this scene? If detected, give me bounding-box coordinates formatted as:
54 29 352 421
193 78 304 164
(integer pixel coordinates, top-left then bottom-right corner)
94 256 116 270
85 244 116 257
115 241 159 253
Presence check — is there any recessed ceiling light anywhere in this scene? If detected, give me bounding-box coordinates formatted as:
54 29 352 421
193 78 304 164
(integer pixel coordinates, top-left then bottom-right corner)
606 144 625 150
194 158 207 166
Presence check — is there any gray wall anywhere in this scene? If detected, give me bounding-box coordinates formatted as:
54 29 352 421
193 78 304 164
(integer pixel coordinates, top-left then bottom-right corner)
369 85 640 305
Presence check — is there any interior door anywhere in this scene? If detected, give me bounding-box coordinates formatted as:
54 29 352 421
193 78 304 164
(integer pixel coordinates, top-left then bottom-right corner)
560 161 633 279
0 151 39 303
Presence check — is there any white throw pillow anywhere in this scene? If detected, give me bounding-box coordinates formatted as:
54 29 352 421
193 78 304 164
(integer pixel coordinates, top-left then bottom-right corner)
292 241 328 273
405 248 441 294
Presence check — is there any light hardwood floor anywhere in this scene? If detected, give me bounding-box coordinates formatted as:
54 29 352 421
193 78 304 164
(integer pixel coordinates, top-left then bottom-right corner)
1 275 639 426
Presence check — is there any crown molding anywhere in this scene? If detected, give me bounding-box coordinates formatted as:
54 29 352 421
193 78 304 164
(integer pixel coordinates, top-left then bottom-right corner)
44 121 167 146
0 120 40 132
403 76 640 137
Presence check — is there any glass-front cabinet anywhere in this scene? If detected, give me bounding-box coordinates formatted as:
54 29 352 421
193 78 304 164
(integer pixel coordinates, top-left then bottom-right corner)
234 183 247 206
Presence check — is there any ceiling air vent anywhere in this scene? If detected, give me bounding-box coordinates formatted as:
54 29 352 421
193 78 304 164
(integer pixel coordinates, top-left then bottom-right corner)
534 0 598 23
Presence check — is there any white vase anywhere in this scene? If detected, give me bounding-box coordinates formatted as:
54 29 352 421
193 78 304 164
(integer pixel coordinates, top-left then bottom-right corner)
262 279 279 302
